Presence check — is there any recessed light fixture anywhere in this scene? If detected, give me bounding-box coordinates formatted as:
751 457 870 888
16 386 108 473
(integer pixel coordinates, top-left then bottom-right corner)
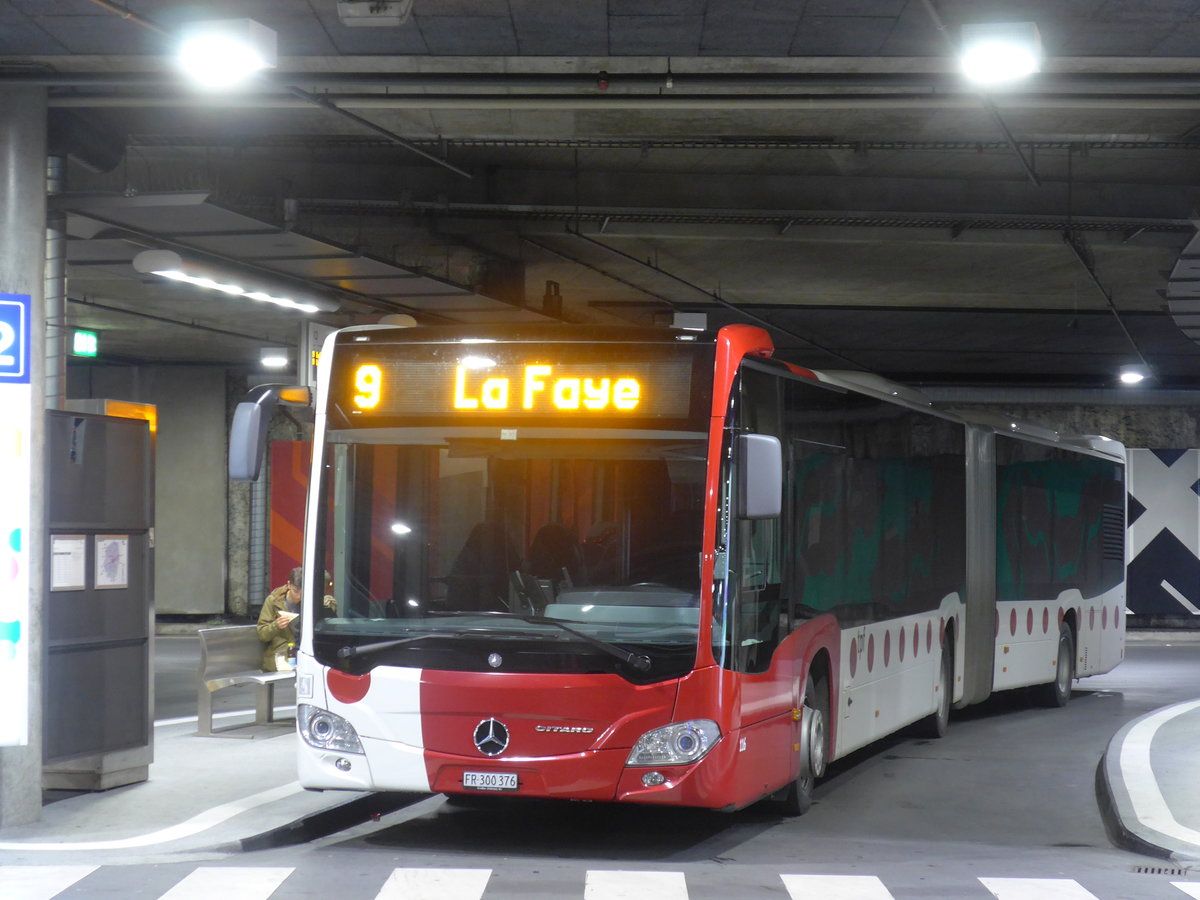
260 347 289 369
1119 364 1149 385
960 22 1042 86
177 18 278 89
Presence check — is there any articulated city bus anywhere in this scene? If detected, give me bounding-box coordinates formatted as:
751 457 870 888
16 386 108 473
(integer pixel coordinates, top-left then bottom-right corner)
231 322 1126 814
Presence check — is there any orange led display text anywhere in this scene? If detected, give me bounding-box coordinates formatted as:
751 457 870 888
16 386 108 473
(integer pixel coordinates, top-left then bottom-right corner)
353 364 382 408
454 364 641 412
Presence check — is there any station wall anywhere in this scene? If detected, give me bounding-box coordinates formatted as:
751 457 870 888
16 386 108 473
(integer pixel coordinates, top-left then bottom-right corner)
66 364 228 615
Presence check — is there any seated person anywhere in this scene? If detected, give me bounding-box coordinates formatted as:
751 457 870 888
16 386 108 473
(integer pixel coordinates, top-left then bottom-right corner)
257 566 335 671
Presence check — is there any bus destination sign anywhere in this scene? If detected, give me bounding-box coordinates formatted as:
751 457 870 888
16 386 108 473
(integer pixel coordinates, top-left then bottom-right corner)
334 347 698 423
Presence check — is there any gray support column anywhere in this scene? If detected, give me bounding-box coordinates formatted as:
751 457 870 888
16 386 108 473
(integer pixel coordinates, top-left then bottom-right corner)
0 86 48 826
45 154 66 410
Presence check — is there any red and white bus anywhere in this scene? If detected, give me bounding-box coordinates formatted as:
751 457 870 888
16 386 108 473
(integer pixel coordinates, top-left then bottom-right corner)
232 322 1126 814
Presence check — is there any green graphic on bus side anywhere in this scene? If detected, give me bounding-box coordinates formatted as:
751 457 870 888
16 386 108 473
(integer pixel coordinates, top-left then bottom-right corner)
791 454 946 615
996 458 1114 603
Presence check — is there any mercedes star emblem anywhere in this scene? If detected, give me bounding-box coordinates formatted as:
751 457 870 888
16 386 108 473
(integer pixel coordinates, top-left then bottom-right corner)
487 652 503 668
473 718 510 756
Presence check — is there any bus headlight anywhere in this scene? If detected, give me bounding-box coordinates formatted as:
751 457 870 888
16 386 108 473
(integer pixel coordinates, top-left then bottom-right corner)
298 703 364 754
626 719 720 766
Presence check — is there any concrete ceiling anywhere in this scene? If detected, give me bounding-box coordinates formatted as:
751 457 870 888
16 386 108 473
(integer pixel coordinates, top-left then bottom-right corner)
6 0 1200 387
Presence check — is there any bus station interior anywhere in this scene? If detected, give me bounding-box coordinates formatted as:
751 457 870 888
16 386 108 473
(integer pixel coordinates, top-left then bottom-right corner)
7 0 1200 851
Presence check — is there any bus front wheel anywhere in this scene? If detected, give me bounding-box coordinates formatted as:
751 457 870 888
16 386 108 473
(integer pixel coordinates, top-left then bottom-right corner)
778 671 828 816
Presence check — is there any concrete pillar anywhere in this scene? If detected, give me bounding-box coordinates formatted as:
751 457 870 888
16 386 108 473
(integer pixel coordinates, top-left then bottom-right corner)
45 154 66 410
0 86 48 827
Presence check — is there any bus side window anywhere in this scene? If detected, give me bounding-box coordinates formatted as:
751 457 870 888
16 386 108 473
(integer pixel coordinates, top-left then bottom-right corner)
732 366 784 673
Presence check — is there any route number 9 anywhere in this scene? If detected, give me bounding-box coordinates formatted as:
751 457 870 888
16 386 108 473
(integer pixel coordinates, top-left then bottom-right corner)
353 364 382 409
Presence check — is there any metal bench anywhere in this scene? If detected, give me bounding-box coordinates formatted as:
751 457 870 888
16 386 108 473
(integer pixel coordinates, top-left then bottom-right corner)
196 624 294 738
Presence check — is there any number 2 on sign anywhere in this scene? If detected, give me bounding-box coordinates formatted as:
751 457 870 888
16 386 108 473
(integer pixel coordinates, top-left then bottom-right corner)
0 321 15 368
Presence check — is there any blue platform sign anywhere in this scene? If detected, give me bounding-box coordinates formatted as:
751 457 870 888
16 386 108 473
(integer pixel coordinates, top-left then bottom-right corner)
0 292 31 384
0 291 30 745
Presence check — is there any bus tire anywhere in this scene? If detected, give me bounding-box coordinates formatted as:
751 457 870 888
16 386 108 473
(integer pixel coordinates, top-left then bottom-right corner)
1033 623 1075 708
915 636 953 739
779 670 828 816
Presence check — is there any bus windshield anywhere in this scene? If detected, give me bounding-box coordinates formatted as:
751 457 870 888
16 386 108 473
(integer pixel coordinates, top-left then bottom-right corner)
312 427 708 681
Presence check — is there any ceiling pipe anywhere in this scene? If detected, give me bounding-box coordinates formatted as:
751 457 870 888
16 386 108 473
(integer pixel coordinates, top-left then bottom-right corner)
83 0 168 36
1061 229 1152 371
45 93 1200 110
15 70 1200 91
77 0 469 178
285 85 471 179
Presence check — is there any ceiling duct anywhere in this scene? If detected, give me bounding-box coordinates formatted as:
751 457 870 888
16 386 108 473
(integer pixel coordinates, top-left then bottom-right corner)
47 111 125 174
337 1 413 27
1165 229 1200 344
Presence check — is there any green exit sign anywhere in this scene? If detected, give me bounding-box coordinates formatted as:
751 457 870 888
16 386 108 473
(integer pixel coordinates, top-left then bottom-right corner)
71 329 98 357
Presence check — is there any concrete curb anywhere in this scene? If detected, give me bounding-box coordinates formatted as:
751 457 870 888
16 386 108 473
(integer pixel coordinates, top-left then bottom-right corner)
1098 699 1200 862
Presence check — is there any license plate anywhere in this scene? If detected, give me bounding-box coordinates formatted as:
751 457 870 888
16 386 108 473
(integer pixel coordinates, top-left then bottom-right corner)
463 771 518 791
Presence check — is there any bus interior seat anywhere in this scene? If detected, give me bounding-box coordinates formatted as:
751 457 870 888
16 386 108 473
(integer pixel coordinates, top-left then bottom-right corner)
525 523 582 584
445 521 518 611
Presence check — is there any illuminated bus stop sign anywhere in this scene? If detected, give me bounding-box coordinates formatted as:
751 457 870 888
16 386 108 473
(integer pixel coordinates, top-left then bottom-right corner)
0 292 31 746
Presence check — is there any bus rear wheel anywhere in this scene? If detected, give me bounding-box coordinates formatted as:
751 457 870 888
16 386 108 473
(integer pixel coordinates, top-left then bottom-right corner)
1033 623 1075 708
778 671 828 816
915 636 953 739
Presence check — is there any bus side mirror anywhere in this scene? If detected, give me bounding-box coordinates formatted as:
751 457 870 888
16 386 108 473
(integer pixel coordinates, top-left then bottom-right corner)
736 433 781 519
229 384 311 481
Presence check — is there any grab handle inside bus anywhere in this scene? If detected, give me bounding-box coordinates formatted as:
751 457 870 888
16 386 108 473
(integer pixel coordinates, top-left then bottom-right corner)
736 433 782 519
229 384 312 481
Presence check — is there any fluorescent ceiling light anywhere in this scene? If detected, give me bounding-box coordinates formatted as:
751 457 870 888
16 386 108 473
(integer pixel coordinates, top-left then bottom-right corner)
177 18 277 89
261 347 289 369
672 312 707 331
132 249 339 314
1119 364 1148 385
960 22 1042 86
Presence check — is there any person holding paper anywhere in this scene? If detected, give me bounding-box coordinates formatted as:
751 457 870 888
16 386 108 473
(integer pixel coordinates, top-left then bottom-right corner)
257 566 304 672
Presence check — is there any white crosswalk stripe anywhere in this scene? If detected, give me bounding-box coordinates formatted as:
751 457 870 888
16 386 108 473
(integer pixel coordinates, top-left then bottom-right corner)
159 866 294 900
584 870 689 900
373 867 492 900
781 873 895 899
0 865 98 900
980 877 1102 899
5 864 1197 899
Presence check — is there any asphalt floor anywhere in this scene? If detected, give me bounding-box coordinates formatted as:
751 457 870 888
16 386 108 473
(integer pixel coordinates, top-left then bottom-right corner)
0 631 1196 864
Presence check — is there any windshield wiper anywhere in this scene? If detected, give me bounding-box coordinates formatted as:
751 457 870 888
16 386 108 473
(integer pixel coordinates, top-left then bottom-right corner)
427 610 653 672
336 630 462 660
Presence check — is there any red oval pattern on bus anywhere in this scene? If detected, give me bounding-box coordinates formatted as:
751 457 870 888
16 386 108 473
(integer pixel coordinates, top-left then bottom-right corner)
327 668 371 704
